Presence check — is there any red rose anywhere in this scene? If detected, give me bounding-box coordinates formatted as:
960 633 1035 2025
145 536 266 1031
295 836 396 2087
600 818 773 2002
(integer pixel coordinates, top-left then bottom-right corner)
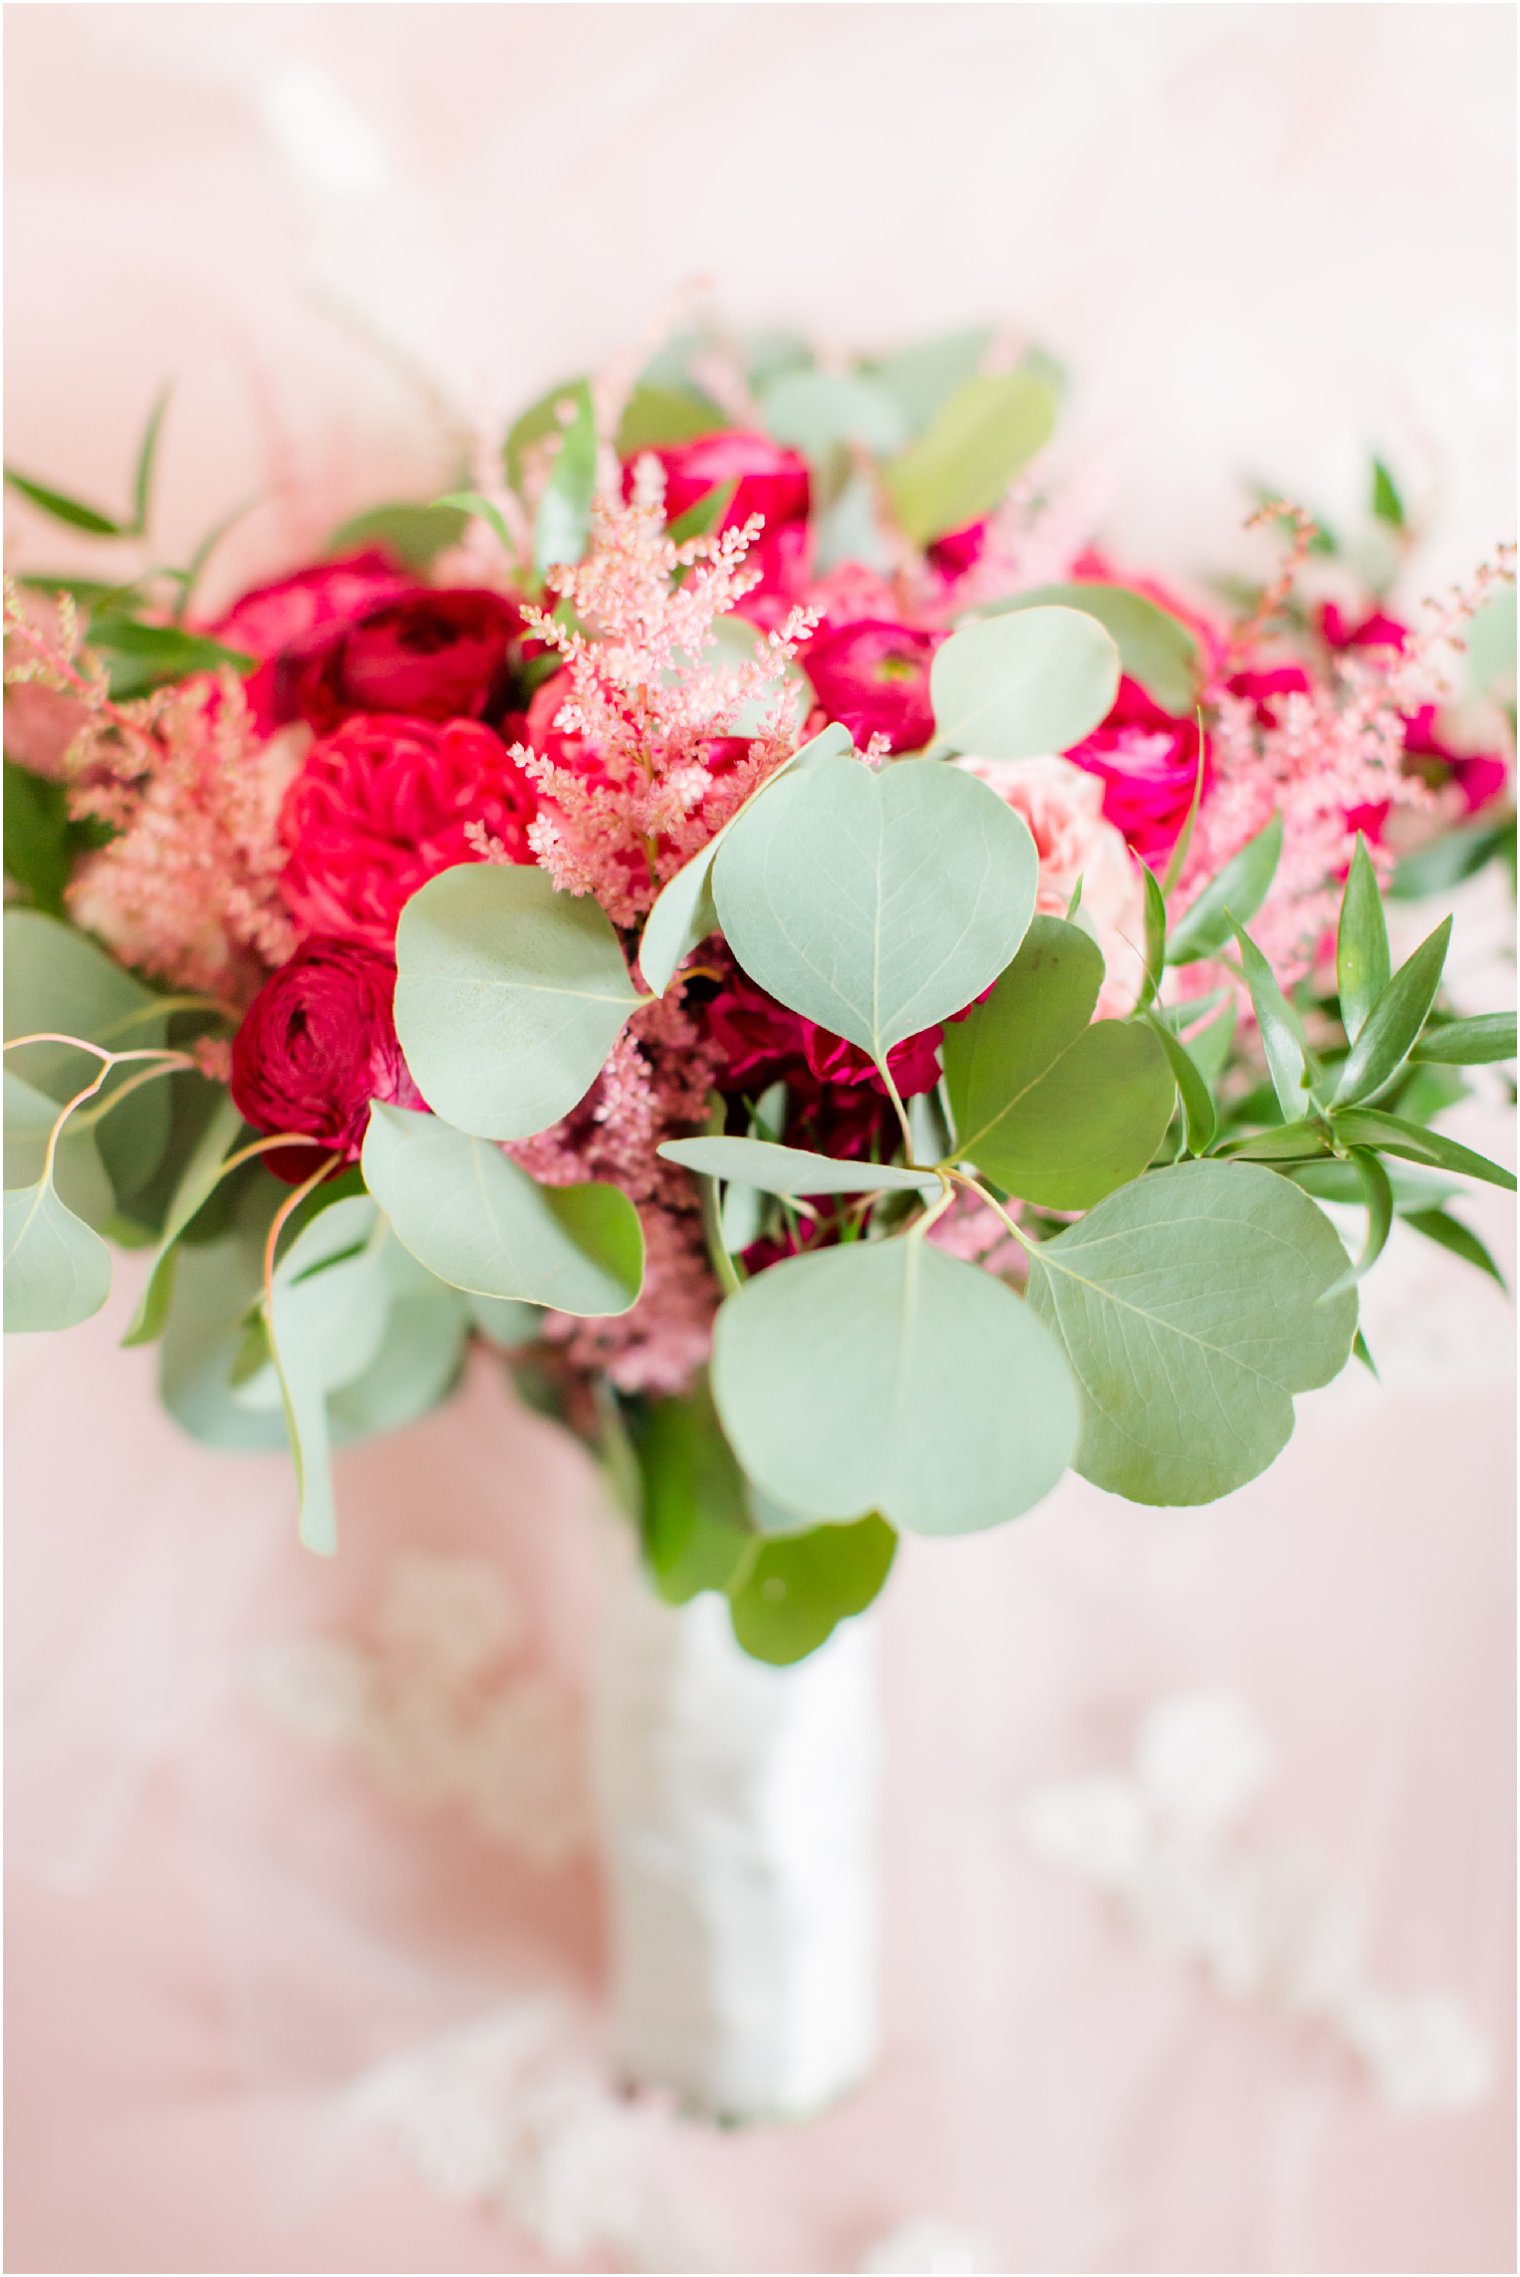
205 550 412 733
1067 679 1206 862
230 937 424 1180
804 619 944 753
275 587 524 734
627 430 812 626
279 715 538 951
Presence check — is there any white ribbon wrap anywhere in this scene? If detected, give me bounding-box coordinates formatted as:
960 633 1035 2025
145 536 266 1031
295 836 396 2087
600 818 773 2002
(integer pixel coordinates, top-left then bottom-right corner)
591 1537 881 2121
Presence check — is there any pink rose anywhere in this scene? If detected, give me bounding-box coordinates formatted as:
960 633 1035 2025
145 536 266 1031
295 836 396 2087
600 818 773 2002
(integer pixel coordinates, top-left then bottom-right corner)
804 619 944 753
279 715 537 951
1067 678 1205 862
230 937 424 1180
275 588 524 734
955 753 1145 1015
627 430 812 625
205 550 413 733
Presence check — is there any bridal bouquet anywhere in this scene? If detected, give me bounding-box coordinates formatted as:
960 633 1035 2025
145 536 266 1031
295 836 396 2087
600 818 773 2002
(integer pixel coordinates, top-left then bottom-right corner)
6 325 1515 1667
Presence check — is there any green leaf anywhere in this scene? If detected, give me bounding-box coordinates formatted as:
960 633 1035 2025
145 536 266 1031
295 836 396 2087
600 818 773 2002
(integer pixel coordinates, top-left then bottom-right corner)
121 1090 246 1346
660 1135 940 1199
1410 1013 1516 1066
1142 1010 1217 1155
1352 1329 1379 1377
637 722 853 995
4 908 169 1200
4 467 123 536
983 583 1202 716
4 1068 115 1228
1466 586 1517 699
864 329 993 437
534 381 598 576
4 762 72 916
942 917 1174 1207
1181 996 1236 1086
130 384 171 536
362 1101 644 1315
631 1384 753 1605
930 607 1121 761
1335 835 1391 1042
467 1292 543 1346
326 500 470 570
1228 916 1315 1122
615 384 723 457
393 864 646 1141
813 470 891 576
758 369 907 457
503 376 586 490
159 1232 287 1452
3 1171 112 1331
727 1516 897 1666
712 757 1038 1071
433 491 514 554
1214 1118 1333 1163
1025 1159 1358 1505
1370 456 1406 530
881 370 1056 545
87 620 256 700
1329 1107 1517 1191
1136 860 1167 1012
264 1198 388 1554
1403 1208 1508 1289
1391 816 1515 901
711 1235 1079 1537
1322 1147 1395 1299
1166 815 1283 965
664 478 737 549
1334 916 1451 1106
1287 1157 1459 1213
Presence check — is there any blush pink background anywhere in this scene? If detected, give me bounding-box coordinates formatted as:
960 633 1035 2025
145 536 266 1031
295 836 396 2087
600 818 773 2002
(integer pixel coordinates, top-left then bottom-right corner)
4 7 1516 2272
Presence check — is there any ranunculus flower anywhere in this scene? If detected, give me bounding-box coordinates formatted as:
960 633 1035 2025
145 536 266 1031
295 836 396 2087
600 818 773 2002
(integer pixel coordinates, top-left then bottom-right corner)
206 550 413 733
707 973 943 1102
628 430 812 625
956 753 1145 1015
230 937 424 1180
279 715 537 951
1066 678 1205 862
804 619 944 753
276 587 524 734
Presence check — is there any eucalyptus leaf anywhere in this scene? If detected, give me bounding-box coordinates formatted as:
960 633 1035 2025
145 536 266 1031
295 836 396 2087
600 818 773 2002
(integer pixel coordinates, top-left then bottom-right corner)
1025 1159 1359 1505
930 608 1121 762
759 369 907 457
4 1173 112 1331
882 370 1056 545
660 1135 940 1199
394 864 646 1141
329 1247 469 1443
264 1197 389 1554
1166 815 1283 965
1334 917 1451 1106
362 1101 644 1315
943 917 1174 1207
983 583 1202 716
1335 836 1390 1043
533 381 598 575
1409 1013 1516 1066
4 1068 114 1229
711 1235 1079 1537
727 1515 897 1666
864 329 993 437
712 757 1037 1066
4 909 169 1199
121 1090 247 1345
467 1292 543 1347
160 1233 288 1452
637 722 853 995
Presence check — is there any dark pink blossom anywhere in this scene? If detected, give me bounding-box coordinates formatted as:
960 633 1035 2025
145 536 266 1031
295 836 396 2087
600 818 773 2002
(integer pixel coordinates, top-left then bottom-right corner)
625 430 812 625
230 937 424 1180
804 619 944 753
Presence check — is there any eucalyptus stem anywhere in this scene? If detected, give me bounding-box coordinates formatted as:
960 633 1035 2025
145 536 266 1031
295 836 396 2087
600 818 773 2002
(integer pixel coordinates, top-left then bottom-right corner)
261 1157 340 1324
941 1166 1032 1255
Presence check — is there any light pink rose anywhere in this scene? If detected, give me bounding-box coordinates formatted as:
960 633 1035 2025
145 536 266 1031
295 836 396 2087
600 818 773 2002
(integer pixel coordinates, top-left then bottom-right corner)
955 753 1145 1015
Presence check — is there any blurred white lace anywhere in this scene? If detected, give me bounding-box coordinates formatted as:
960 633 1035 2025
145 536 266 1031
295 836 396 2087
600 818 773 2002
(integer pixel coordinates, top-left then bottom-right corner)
253 1550 590 1865
1018 1690 1494 2115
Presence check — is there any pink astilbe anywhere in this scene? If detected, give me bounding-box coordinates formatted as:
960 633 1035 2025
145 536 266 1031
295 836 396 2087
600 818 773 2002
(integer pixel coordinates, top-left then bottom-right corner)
507 461 818 926
506 993 725 1396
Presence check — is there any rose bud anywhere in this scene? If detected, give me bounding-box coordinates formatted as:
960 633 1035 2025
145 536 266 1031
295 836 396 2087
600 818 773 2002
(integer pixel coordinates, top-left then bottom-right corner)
230 938 424 1180
626 430 812 625
276 587 524 734
804 619 944 753
278 715 538 952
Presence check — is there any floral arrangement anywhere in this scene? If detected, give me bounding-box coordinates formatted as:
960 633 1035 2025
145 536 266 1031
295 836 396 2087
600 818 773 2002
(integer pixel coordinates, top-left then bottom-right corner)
5 322 1515 1666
